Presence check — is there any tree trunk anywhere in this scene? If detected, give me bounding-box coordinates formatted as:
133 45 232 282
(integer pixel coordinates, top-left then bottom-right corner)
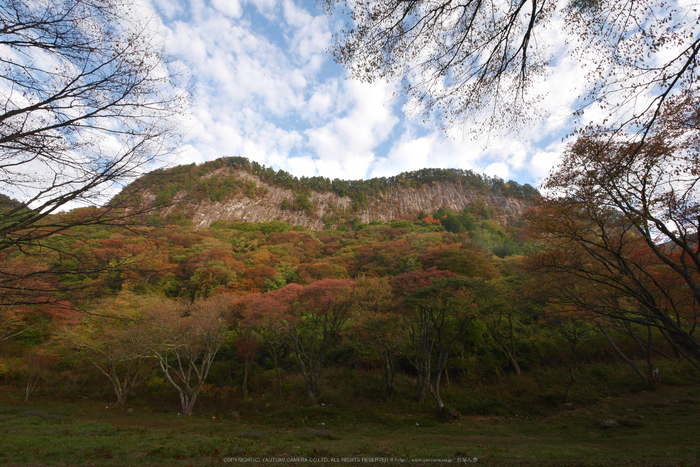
646 326 660 386
624 322 661 385
427 381 445 413
116 391 128 407
116 373 132 406
293 351 315 401
564 340 579 404
599 324 649 387
565 366 575 404
494 330 521 375
270 345 283 397
416 372 427 402
383 356 395 402
508 317 521 375
183 392 198 416
508 351 522 376
242 358 250 399
25 377 40 402
385 384 394 403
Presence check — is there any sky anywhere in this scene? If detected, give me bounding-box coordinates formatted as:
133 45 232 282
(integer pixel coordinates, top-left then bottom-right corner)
143 0 588 188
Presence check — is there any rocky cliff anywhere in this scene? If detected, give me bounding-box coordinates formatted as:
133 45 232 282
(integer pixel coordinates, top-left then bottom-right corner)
147 166 535 230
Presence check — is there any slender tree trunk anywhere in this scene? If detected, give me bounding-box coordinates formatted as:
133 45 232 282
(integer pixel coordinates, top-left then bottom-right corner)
508 317 521 375
25 377 40 402
646 326 660 385
564 366 576 404
382 352 395 402
494 330 521 375
619 323 661 386
427 381 445 412
416 372 427 402
293 350 315 400
564 343 577 404
434 368 444 411
416 341 432 402
183 391 198 416
242 358 249 399
115 387 129 407
116 372 133 406
599 324 649 387
270 344 283 397
507 351 522 376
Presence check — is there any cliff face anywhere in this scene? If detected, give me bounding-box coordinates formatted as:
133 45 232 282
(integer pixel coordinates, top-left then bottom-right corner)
158 168 532 230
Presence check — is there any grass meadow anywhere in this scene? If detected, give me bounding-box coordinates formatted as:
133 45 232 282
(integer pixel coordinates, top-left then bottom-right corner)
1 362 699 466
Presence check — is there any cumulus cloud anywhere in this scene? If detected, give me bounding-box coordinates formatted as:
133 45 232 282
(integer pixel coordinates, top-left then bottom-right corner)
133 0 586 190
212 0 243 18
304 80 400 179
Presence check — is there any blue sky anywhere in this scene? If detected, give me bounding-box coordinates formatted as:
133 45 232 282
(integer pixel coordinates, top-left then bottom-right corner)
144 0 585 187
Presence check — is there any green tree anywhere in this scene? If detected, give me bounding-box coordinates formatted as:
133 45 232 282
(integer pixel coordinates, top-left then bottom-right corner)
394 269 479 411
64 293 158 407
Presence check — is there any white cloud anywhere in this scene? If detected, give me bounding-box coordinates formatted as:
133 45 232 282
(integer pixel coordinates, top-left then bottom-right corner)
248 0 278 19
282 0 331 70
150 0 183 19
212 0 243 18
484 162 510 180
138 0 581 189
305 80 339 119
530 140 566 183
286 156 317 177
304 80 400 179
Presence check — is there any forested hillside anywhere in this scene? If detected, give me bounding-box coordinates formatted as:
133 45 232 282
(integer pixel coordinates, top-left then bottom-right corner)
2 157 696 425
118 157 538 230
4 0 700 462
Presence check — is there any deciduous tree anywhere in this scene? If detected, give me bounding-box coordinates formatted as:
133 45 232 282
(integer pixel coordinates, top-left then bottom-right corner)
147 296 230 416
328 0 698 137
393 269 479 411
477 279 524 375
542 304 596 402
17 347 56 402
290 279 356 400
528 101 700 366
63 293 158 406
348 276 401 402
238 284 304 397
0 0 187 306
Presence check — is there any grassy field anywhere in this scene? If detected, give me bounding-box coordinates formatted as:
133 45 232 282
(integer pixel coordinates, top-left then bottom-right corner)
1 364 699 466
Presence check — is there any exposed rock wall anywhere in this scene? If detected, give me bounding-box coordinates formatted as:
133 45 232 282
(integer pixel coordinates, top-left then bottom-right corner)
161 170 531 230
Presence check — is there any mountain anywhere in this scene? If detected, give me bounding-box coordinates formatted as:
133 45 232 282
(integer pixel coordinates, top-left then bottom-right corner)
120 157 539 230
0 193 24 211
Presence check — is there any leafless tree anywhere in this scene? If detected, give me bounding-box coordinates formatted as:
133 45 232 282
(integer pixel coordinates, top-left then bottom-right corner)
328 0 699 137
0 0 188 306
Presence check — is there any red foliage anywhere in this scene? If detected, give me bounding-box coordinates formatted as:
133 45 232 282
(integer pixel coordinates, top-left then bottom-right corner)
420 216 441 225
235 334 260 360
296 262 347 284
239 283 303 330
391 267 457 293
244 264 277 290
297 278 355 313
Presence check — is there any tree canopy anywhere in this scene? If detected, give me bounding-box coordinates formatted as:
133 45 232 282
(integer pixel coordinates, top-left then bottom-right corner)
0 0 188 305
328 0 699 137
